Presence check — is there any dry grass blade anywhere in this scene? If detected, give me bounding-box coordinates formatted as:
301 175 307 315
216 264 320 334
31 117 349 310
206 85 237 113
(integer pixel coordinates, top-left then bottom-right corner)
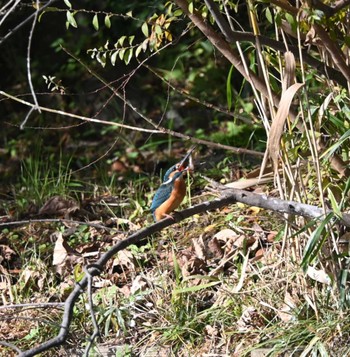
282 51 296 92
268 82 304 171
267 52 304 172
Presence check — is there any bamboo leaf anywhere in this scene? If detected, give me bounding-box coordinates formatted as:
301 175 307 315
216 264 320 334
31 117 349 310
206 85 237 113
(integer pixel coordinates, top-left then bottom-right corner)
268 82 304 170
301 213 334 271
265 7 273 24
321 129 350 160
226 65 234 111
174 281 220 294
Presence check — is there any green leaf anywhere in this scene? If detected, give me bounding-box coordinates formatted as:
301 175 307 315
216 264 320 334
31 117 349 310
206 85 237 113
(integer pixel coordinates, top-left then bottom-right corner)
124 48 133 65
226 65 234 111
64 0 72 9
96 52 106 68
285 13 296 32
135 45 142 58
188 2 194 14
301 213 334 271
128 35 135 45
38 7 60 22
66 11 77 28
265 7 273 24
321 129 350 160
174 281 221 294
104 15 111 28
327 188 341 217
119 48 125 61
92 14 99 31
173 9 183 17
110 51 118 66
155 24 162 35
141 22 149 37
118 36 127 47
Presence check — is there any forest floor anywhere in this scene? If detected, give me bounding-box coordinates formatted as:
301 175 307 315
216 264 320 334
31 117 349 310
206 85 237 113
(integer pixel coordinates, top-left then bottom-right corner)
0 138 348 356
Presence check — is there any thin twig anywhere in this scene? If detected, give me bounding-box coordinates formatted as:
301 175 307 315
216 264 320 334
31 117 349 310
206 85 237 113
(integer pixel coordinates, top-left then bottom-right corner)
0 302 65 310
0 218 115 232
0 0 58 46
1 90 264 157
0 0 21 27
22 0 41 129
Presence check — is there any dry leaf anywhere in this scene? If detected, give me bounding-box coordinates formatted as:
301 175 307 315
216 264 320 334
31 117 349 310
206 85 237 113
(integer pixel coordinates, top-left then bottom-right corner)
268 82 304 171
130 275 147 294
306 266 331 285
225 177 273 189
282 51 296 92
214 228 238 242
192 236 206 260
53 232 68 266
39 195 79 217
237 306 263 331
278 291 296 322
207 237 224 259
264 52 304 175
113 250 135 270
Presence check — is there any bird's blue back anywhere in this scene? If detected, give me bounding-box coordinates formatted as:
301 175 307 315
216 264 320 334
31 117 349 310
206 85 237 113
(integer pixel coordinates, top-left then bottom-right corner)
150 170 183 214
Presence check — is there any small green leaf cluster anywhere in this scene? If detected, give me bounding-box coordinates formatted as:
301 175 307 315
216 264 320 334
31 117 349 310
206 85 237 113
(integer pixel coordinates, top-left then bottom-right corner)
87 3 184 68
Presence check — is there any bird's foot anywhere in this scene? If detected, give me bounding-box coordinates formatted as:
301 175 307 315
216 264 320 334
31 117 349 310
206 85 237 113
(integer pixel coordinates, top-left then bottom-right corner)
162 213 176 221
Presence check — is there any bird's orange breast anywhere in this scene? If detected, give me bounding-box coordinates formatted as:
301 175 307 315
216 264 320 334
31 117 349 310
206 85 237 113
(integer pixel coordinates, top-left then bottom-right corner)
154 177 186 221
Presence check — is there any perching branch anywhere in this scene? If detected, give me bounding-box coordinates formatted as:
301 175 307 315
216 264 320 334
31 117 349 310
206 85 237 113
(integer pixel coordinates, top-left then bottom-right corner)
15 186 350 356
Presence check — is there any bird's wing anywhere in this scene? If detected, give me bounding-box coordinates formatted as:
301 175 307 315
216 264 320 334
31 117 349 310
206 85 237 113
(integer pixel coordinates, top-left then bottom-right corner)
150 182 173 212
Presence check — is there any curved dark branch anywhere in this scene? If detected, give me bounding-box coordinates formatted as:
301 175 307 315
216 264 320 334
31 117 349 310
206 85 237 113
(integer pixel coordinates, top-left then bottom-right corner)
17 185 350 356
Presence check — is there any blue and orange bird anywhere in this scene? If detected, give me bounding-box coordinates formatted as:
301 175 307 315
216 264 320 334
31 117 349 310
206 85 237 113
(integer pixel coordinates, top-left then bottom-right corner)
150 147 195 221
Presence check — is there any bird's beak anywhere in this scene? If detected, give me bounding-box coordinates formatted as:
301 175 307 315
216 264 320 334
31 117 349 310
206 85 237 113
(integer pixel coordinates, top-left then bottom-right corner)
177 146 196 171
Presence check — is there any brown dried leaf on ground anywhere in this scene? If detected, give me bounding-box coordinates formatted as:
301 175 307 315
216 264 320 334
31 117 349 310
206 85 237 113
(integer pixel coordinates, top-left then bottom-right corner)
278 291 297 323
112 249 136 273
237 306 265 331
176 248 208 278
39 195 79 218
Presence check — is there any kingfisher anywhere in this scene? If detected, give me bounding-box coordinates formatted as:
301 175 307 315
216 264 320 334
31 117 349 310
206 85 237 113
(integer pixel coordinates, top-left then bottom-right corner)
150 147 195 221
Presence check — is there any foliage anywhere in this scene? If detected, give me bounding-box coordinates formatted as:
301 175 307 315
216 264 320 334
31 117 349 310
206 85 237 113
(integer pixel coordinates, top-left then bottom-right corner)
1 0 350 355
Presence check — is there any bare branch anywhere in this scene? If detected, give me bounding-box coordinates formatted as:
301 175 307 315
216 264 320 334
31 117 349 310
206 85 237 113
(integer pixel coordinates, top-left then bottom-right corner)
0 0 59 46
22 0 41 129
0 341 22 354
0 302 65 310
0 218 115 232
1 90 264 156
15 184 350 356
